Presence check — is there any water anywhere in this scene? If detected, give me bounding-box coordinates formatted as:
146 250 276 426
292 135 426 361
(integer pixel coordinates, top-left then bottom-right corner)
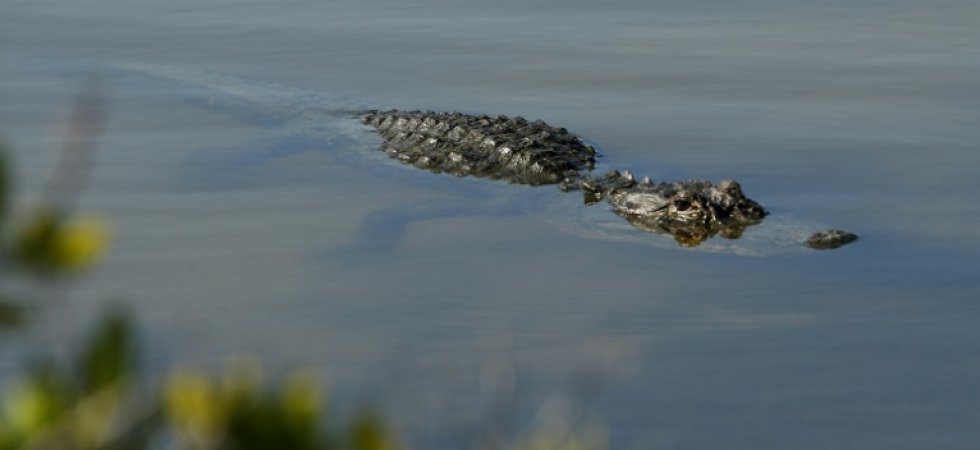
2 1 979 448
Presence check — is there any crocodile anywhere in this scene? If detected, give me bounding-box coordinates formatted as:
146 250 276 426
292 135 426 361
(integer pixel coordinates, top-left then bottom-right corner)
361 109 857 250
96 61 857 252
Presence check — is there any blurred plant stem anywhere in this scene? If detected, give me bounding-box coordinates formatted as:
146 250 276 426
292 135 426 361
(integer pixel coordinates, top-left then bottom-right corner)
43 76 106 215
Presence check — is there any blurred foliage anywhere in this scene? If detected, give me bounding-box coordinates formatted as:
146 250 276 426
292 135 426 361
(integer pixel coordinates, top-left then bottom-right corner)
0 309 404 450
514 424 607 450
162 358 402 450
0 145 109 330
11 208 109 276
0 136 141 448
0 308 151 450
0 299 24 328
0 91 607 448
0 145 9 232
0 139 406 449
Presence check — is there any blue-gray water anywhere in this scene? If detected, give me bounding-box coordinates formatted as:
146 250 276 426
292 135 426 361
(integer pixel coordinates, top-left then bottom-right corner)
2 1 979 448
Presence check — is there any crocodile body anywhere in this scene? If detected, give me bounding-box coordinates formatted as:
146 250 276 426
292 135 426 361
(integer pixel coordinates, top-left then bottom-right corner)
361 109 857 250
360 110 596 185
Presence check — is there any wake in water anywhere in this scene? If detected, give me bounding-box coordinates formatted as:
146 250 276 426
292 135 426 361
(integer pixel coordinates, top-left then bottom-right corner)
33 57 852 257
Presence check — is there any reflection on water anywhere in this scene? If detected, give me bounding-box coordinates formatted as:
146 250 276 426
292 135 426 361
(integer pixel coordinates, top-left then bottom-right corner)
3 0 980 448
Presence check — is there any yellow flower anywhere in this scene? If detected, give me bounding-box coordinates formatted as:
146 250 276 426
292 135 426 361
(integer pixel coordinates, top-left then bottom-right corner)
67 384 124 448
50 216 109 271
279 369 323 420
163 369 226 444
14 209 110 273
1 380 54 435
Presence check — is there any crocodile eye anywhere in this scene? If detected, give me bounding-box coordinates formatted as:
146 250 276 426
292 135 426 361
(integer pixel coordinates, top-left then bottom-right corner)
675 200 692 211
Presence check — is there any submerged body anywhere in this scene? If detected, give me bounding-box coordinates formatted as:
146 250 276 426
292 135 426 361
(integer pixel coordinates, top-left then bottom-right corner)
360 109 855 250
805 229 860 250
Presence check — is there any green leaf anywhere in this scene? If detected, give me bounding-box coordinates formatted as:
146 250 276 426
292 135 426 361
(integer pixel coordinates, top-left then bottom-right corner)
0 143 9 230
0 299 25 329
77 309 134 392
349 411 396 450
11 209 61 275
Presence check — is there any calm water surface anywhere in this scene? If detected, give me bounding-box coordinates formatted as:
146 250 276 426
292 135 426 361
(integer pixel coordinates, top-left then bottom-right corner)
2 1 979 448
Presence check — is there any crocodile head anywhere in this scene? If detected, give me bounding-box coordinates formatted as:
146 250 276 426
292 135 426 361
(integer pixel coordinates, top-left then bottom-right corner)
604 176 768 247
